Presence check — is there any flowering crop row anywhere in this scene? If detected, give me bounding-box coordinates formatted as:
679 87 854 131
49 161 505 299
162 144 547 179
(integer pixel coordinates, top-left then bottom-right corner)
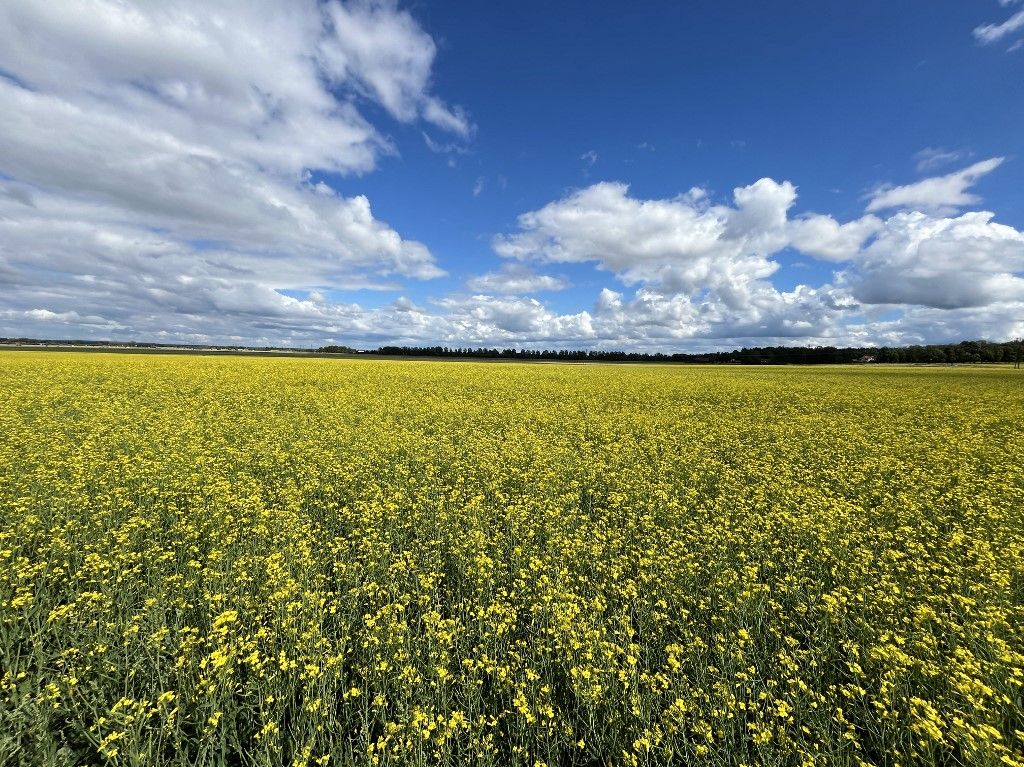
1 353 1022 766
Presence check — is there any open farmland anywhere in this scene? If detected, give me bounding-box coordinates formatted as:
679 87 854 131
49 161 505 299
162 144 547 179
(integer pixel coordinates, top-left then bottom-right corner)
1 352 1022 767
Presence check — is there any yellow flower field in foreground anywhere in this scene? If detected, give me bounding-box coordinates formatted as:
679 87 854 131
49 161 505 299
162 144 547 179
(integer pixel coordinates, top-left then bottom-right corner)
1 352 1022 766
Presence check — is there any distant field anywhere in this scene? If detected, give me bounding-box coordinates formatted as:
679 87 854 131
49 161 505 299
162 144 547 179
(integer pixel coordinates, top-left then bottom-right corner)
2 352 1022 766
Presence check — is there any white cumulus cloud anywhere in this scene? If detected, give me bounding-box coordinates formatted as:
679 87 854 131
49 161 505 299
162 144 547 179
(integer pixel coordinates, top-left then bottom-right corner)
846 211 1024 309
493 179 794 294
788 215 882 262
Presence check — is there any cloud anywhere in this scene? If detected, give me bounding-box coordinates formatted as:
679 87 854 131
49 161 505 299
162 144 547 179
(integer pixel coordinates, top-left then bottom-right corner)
914 147 968 173
975 9 1024 44
465 264 569 294
580 150 599 166
423 132 471 159
864 303 1024 347
9 153 1017 350
493 179 794 294
433 295 594 339
473 177 485 197
845 211 1024 309
488 179 867 342
788 214 882 262
422 98 474 139
587 284 853 346
0 0 468 344
489 176 1024 346
865 158 1005 214
319 0 473 135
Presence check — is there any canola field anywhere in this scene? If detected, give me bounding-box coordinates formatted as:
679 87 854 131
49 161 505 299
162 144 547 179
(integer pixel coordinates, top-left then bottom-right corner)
1 351 1023 767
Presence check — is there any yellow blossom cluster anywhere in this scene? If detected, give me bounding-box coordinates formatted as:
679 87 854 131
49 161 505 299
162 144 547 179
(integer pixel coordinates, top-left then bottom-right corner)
1 352 1022 766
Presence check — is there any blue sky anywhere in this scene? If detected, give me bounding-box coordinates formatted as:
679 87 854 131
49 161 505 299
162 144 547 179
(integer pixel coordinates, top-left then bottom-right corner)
0 0 1022 349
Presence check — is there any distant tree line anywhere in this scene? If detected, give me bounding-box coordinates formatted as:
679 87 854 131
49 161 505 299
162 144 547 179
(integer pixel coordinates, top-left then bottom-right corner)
319 339 1024 365
874 340 1023 364
5 336 1021 365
